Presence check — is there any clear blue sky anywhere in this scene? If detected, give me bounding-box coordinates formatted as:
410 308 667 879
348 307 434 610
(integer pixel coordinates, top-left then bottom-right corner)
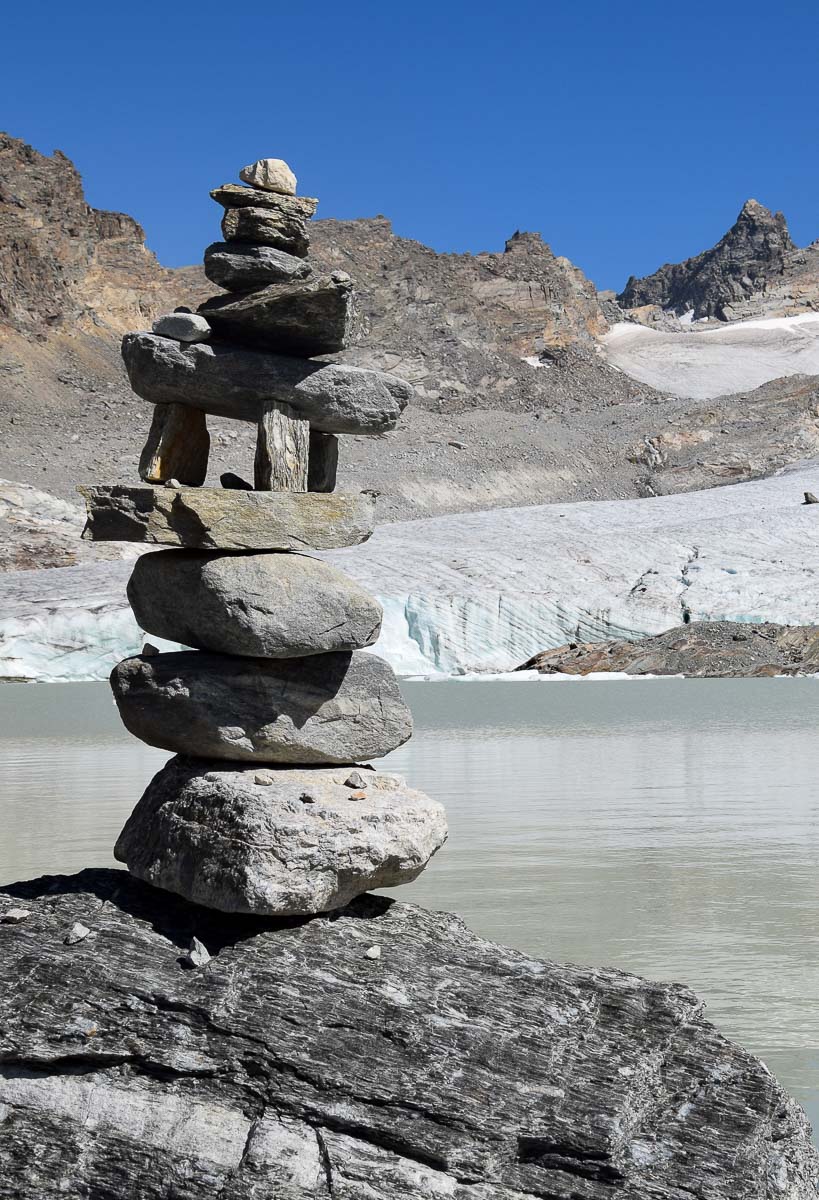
3 0 817 291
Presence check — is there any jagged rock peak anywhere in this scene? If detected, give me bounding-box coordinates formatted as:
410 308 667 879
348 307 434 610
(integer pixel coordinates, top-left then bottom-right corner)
618 197 797 319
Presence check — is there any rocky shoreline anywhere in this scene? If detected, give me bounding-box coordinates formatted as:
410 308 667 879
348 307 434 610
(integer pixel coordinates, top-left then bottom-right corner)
519 620 819 678
1 868 817 1198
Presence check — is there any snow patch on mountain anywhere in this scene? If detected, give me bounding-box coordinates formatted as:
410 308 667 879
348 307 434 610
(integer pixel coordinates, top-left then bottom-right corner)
602 313 819 400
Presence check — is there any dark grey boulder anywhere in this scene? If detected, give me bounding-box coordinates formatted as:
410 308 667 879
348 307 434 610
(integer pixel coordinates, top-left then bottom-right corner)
127 549 383 657
121 332 411 434
110 650 412 763
115 759 447 914
80 485 375 549
0 869 815 1198
221 205 309 256
199 272 353 356
203 241 312 291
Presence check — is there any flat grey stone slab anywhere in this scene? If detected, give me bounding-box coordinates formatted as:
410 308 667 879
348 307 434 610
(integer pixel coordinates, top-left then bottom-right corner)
121 332 411 434
0 869 815 1198
80 485 375 550
210 184 316 217
199 272 352 356
203 241 311 291
127 549 382 657
110 649 413 763
115 758 446 915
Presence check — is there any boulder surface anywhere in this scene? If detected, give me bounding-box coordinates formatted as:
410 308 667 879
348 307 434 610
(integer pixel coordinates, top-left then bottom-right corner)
80 485 376 549
199 272 353 356
115 759 447 914
127 549 383 657
121 332 411 433
0 869 815 1198
110 650 413 763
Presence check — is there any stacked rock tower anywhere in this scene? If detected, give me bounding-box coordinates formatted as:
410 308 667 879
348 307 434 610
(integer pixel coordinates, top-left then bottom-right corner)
81 157 447 916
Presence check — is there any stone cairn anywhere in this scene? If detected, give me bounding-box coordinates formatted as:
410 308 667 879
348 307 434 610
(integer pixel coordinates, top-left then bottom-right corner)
81 157 447 916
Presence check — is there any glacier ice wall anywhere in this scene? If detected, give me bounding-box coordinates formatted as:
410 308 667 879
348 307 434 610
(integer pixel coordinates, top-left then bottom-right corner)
2 462 819 681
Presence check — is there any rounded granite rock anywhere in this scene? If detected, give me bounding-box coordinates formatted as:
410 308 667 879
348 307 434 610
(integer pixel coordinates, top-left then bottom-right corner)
114 758 447 915
151 312 211 343
127 550 383 658
239 157 297 195
110 650 412 764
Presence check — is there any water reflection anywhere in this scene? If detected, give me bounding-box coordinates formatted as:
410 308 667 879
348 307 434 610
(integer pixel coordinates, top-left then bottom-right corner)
1 677 817 1130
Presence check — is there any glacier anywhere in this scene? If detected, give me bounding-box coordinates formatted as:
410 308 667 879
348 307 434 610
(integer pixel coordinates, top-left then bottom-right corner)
601 313 819 400
2 461 819 681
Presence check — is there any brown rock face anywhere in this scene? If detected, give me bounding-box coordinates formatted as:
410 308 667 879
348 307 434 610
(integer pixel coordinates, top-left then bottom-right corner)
308 217 613 411
0 132 209 336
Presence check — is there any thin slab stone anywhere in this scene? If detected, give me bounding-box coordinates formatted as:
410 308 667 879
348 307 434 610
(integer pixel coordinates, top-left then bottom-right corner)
138 404 210 486
199 272 353 356
114 759 446 915
121 333 411 434
109 650 412 764
221 206 308 256
80 485 375 549
203 241 311 292
210 184 317 218
254 400 309 491
127 550 383 657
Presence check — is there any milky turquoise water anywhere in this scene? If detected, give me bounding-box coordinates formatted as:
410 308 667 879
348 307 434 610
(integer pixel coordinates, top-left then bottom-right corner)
2 677 818 1132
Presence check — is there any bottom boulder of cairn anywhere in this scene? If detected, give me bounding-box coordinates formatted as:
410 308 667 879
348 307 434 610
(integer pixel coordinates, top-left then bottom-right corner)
114 758 448 915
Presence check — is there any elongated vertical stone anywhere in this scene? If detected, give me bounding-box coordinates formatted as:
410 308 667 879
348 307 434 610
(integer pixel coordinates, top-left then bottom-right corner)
254 400 309 491
138 403 210 486
308 431 338 492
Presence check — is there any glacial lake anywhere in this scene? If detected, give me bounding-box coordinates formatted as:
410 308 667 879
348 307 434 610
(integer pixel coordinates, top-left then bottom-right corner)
1 677 818 1134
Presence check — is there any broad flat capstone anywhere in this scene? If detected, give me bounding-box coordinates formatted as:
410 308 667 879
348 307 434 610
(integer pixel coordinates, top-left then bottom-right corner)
121 332 411 433
203 241 311 291
114 759 446 915
110 650 412 763
151 312 211 343
127 550 383 657
210 184 317 218
239 157 297 194
221 206 308 256
80 485 375 549
199 272 353 356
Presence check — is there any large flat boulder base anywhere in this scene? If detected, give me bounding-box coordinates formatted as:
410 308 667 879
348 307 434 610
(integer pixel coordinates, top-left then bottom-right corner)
127 549 383 658
115 759 447 914
121 333 411 433
0 870 815 1198
80 485 376 549
110 650 413 764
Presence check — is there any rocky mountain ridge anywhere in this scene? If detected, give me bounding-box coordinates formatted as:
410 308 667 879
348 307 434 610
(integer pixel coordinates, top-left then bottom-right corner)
619 198 819 324
3 131 819 526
